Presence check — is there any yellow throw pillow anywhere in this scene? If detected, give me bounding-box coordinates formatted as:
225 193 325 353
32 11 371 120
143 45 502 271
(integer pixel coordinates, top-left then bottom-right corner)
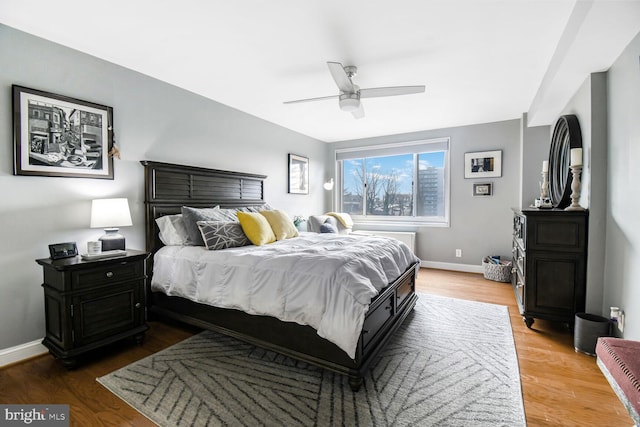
260 210 299 240
237 211 276 246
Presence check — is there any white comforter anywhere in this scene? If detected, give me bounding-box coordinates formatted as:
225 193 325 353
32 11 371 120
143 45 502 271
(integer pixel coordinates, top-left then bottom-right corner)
151 232 419 358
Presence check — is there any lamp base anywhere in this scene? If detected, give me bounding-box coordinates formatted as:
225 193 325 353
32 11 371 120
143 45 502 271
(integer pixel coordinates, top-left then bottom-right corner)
99 228 126 251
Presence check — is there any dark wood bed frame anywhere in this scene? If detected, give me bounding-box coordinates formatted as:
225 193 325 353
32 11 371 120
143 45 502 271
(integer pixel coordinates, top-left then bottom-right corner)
141 160 419 391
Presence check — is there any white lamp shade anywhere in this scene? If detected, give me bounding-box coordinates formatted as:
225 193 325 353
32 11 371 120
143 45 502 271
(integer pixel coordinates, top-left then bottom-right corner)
90 198 133 228
323 178 334 191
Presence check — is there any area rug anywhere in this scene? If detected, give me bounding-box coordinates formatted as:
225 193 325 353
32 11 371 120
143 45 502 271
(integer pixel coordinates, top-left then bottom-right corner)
97 294 525 426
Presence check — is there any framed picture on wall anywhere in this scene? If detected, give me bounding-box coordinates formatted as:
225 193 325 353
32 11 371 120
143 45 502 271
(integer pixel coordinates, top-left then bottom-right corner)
12 85 114 179
473 182 493 196
464 150 502 179
288 153 309 194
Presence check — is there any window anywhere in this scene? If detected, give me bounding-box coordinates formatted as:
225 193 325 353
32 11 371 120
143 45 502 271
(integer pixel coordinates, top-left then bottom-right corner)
336 138 449 226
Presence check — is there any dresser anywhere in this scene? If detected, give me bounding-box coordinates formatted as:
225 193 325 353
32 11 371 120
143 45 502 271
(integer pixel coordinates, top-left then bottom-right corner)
36 249 149 368
512 208 588 328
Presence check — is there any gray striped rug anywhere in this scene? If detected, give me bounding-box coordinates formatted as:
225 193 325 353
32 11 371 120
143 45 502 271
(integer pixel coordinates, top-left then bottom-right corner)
97 294 525 426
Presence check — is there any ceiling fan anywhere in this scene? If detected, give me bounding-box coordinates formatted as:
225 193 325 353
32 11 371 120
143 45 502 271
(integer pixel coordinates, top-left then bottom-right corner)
284 61 425 119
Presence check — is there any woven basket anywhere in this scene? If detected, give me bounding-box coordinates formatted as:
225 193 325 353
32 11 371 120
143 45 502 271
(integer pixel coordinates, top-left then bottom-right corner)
482 257 512 282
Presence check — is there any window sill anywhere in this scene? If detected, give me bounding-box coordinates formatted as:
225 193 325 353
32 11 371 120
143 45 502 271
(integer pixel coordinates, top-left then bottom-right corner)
352 218 449 229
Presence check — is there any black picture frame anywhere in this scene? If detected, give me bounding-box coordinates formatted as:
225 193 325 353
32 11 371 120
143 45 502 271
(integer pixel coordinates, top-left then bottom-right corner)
464 150 502 179
473 182 493 196
288 153 309 194
12 85 114 179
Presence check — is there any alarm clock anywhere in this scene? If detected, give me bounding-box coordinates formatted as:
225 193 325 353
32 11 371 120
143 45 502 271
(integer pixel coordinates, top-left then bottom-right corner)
48 242 78 260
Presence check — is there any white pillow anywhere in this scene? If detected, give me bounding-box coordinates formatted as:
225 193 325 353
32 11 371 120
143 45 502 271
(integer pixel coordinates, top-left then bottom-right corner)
155 214 190 246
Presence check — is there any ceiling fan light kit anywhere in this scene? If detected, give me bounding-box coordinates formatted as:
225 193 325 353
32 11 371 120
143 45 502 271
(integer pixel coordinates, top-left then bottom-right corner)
284 61 425 119
339 93 360 112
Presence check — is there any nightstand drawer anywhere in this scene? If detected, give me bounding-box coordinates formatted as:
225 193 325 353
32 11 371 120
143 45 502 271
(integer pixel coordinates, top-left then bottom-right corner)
71 260 143 289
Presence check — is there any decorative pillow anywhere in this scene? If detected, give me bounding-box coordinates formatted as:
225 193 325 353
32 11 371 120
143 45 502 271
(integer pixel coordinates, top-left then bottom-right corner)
235 205 273 213
197 221 249 250
155 214 190 246
307 215 329 232
181 206 227 246
320 222 338 233
236 211 276 246
216 207 244 221
324 216 339 229
259 210 299 240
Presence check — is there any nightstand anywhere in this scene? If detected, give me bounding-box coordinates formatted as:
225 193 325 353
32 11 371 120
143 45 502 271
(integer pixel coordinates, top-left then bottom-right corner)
36 249 150 368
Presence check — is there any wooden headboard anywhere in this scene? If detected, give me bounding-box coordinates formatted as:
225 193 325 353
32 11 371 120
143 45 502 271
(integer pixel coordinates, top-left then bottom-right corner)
140 160 267 256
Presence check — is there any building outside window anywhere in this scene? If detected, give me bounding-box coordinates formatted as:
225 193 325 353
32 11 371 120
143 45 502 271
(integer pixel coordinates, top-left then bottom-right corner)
335 138 450 226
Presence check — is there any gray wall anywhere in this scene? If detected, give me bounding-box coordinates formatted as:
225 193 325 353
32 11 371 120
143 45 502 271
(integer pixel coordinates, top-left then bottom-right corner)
520 113 551 209
558 72 608 315
330 119 522 267
603 31 640 339
0 24 327 350
557 28 640 341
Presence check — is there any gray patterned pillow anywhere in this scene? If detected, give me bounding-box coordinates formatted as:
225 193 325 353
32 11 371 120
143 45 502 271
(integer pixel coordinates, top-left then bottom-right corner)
197 221 250 250
181 206 228 246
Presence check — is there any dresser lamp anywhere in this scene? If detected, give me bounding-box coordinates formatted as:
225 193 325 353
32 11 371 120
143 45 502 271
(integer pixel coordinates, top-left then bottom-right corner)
90 198 132 251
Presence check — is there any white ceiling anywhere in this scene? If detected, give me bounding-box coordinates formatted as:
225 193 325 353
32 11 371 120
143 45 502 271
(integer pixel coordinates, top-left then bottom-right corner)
2 0 639 142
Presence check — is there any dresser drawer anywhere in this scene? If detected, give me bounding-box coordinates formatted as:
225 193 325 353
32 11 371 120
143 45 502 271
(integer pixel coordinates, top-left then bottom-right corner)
71 260 143 289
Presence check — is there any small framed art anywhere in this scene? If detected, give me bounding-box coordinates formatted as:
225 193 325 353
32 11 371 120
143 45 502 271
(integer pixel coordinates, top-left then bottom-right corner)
464 150 502 179
12 85 114 179
473 183 493 196
288 153 309 194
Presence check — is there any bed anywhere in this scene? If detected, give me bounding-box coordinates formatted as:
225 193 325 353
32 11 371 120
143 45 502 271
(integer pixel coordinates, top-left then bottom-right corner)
141 160 420 391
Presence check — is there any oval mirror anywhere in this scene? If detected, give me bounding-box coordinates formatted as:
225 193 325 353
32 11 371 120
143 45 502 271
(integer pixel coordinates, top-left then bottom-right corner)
548 115 582 208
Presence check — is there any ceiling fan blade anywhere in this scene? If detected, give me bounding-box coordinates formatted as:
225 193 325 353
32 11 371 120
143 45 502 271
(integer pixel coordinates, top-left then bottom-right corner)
283 94 339 104
359 85 425 99
327 62 354 93
351 103 365 119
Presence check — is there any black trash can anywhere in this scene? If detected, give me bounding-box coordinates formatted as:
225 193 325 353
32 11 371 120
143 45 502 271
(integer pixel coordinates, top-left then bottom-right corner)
574 313 611 356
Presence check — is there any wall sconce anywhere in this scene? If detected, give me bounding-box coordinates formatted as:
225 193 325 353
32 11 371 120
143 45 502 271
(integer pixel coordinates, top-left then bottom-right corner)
90 198 132 250
323 178 334 191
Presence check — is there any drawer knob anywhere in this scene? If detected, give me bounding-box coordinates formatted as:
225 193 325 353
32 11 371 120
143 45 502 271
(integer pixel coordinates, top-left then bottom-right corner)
135 303 141 308
105 271 114 278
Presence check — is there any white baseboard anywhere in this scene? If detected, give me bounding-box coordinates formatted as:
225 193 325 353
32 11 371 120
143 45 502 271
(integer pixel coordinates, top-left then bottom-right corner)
0 339 48 368
420 260 484 274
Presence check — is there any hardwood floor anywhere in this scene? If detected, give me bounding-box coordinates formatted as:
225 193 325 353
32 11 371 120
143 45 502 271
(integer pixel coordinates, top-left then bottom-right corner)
419 268 633 427
0 268 632 426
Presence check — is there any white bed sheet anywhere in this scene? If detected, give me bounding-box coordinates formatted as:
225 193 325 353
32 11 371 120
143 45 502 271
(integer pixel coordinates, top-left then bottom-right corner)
151 232 419 358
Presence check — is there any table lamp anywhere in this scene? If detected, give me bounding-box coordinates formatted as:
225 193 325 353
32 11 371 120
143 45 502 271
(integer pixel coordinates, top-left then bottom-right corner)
90 198 132 251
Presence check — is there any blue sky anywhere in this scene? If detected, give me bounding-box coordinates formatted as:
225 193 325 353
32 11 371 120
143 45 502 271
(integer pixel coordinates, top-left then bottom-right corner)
344 151 445 194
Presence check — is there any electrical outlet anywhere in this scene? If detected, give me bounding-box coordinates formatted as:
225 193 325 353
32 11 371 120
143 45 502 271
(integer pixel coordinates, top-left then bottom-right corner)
455 249 462 258
618 311 625 333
